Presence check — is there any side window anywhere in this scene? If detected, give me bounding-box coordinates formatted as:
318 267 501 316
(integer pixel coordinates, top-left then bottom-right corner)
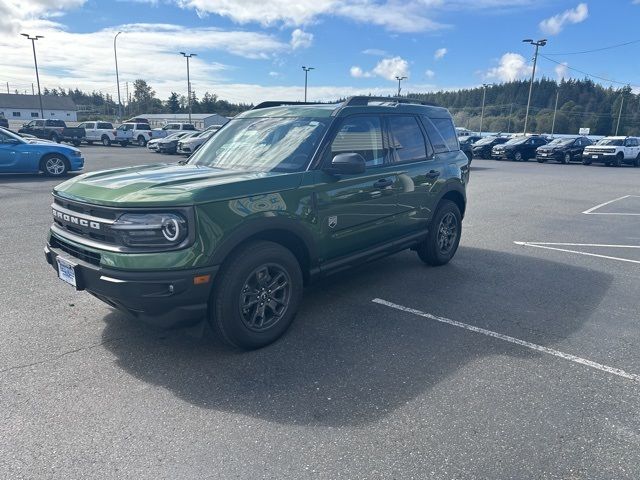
330 116 386 168
183 124 195 130
420 116 448 153
138 124 150 130
387 116 427 163
430 118 458 151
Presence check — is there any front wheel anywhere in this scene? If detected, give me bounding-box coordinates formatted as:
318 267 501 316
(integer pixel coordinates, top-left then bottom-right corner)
537 158 545 163
635 154 640 168
210 241 303 350
563 153 571 164
613 153 623 167
582 159 592 165
41 155 69 177
417 200 462 266
514 152 523 162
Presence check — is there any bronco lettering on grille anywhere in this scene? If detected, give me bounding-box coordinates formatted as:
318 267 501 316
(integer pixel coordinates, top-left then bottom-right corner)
52 209 101 230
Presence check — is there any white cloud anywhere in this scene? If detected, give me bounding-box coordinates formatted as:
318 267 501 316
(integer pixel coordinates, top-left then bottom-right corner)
425 69 435 78
350 66 372 78
539 3 588 35
0 0 86 32
290 28 313 49
434 47 447 60
485 52 532 82
555 62 569 80
362 48 388 56
372 56 409 81
268 71 280 77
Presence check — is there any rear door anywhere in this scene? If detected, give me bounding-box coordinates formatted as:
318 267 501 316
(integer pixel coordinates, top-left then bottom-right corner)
314 114 402 261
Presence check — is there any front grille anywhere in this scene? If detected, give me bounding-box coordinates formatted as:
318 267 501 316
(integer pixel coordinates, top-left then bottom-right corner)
52 196 119 245
586 149 615 154
50 235 101 266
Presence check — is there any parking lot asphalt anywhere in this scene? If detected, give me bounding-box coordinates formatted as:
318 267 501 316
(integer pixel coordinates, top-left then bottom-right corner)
1 146 640 479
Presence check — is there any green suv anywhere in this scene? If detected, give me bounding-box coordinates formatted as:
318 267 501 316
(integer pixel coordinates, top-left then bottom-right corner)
45 97 469 349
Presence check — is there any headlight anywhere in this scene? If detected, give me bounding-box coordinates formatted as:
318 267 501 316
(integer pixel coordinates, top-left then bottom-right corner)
111 212 188 247
72 150 82 156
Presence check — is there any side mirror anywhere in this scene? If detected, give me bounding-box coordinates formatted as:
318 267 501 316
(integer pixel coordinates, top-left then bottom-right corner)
326 153 366 175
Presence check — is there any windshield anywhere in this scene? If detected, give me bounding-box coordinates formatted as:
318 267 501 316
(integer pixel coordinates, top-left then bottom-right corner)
504 137 528 146
549 138 575 146
474 136 497 146
189 117 329 172
597 138 624 146
0 128 26 144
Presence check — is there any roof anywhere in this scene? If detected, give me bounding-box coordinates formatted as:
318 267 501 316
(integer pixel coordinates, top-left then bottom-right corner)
0 93 76 111
137 113 229 121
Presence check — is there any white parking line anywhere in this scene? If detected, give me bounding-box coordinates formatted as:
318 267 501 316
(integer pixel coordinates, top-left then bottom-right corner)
583 195 640 215
514 241 640 265
372 298 640 383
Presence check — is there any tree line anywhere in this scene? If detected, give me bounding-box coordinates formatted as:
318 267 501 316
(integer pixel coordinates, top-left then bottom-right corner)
407 78 639 136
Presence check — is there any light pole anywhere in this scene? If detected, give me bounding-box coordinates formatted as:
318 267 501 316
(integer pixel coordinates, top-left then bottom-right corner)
302 66 314 102
551 87 560 136
479 83 490 136
180 52 196 124
615 91 625 136
114 31 123 121
21 33 44 120
522 38 547 135
395 76 407 97
507 103 513 133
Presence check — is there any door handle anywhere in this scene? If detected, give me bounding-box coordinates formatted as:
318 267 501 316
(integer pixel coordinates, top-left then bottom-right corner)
425 170 440 179
373 178 393 189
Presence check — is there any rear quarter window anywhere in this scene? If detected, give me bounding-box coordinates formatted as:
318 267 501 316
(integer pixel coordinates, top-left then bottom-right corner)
136 124 151 130
430 118 458 151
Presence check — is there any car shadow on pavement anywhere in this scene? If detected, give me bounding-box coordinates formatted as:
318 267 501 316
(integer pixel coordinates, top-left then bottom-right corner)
100 247 612 427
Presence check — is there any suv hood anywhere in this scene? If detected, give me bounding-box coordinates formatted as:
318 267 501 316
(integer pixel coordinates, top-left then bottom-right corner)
54 163 302 207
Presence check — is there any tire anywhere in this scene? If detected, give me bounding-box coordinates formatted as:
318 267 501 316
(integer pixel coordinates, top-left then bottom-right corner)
210 240 303 350
72 139 81 147
120 141 128 147
417 200 462 267
41 154 69 177
137 135 147 147
50 133 60 143
537 158 545 163
563 153 571 164
514 151 523 162
582 159 592 165
87 140 94 145
613 152 623 167
635 154 640 168
101 135 111 147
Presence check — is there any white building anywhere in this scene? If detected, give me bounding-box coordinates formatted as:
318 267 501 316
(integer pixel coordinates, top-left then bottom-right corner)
0 93 77 123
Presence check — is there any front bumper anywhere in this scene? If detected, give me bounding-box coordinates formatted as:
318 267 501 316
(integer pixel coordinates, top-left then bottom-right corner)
45 240 218 328
583 152 617 163
536 151 562 161
70 157 84 171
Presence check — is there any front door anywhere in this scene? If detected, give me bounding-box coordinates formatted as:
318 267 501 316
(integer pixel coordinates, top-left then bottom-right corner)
313 115 402 262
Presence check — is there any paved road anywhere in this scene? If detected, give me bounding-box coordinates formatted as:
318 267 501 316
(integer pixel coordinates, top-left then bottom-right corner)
1 148 639 479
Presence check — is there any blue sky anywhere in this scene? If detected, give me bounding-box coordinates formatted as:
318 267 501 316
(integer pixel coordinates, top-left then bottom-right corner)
1 1 639 103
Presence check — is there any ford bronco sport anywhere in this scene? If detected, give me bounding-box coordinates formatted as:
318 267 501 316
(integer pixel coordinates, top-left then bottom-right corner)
45 97 469 349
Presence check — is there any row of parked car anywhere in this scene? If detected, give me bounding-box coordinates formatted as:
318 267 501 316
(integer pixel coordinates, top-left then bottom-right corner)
146 126 220 155
15 118 200 148
459 133 640 167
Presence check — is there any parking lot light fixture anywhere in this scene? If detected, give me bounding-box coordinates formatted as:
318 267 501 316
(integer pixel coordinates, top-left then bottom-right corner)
21 33 45 120
479 83 491 137
522 38 547 135
114 31 123 122
180 52 197 124
395 76 407 97
302 66 314 102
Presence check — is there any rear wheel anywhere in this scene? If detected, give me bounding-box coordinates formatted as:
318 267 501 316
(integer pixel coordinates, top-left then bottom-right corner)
210 241 303 350
50 133 60 143
563 153 571 164
101 135 111 147
41 155 68 177
72 139 81 147
417 200 462 267
137 135 147 147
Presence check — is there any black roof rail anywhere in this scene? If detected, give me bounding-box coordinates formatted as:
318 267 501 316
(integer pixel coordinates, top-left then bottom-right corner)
341 96 438 107
251 101 324 110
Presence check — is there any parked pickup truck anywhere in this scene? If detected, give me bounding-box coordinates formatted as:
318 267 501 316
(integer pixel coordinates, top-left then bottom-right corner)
582 136 640 167
78 121 130 147
118 122 153 146
18 119 85 146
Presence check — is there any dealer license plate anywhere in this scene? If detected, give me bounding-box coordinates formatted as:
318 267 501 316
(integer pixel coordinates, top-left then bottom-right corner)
592 155 598 159
56 257 77 287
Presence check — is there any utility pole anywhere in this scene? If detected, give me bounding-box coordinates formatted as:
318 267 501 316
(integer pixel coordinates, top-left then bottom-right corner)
395 75 407 97
6 82 9 94
507 103 513 133
522 38 547 135
114 31 123 121
125 81 129 117
479 83 490 136
180 52 196 124
31 83 34 95
302 66 314 102
21 33 45 120
551 88 560 136
615 91 625 136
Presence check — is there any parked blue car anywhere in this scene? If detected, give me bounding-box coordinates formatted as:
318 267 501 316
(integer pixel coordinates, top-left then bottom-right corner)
0 127 84 176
